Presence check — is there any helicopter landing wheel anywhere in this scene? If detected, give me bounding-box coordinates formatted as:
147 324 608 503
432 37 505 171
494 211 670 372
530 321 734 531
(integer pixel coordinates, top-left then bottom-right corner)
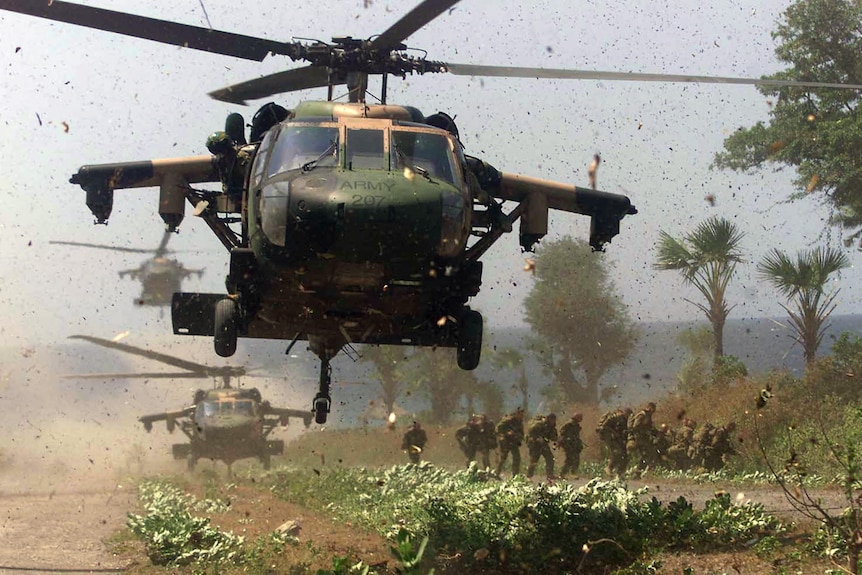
214 298 238 357
457 309 483 371
313 394 331 424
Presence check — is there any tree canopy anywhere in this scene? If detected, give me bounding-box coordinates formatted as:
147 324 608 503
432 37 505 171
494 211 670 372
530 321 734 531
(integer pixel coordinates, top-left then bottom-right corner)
712 0 862 244
523 236 638 405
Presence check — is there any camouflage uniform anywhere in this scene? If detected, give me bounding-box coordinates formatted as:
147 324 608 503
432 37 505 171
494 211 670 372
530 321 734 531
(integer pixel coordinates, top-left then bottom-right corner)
597 407 630 479
626 402 657 476
702 422 736 471
455 418 480 466
692 422 716 470
474 414 497 470
526 414 558 479
667 419 696 470
401 422 428 464
495 409 525 476
557 413 585 477
650 423 672 470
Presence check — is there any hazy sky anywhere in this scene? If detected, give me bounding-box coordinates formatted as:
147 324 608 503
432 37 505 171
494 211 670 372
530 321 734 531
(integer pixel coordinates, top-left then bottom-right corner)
1 0 859 354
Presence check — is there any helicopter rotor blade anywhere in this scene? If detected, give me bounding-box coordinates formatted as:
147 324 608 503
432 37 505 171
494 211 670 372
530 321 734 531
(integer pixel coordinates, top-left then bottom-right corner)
209 66 337 105
442 63 862 91
0 0 293 62
63 372 206 380
370 0 460 49
70 335 212 375
50 240 155 254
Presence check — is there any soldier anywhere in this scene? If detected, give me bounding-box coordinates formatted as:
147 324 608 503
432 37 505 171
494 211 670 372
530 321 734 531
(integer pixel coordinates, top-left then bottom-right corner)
627 402 657 477
703 422 737 471
667 418 697 471
650 423 672 470
474 414 497 470
558 413 585 478
401 421 428 464
597 407 631 479
455 417 479 466
495 408 525 476
692 421 717 470
526 413 558 479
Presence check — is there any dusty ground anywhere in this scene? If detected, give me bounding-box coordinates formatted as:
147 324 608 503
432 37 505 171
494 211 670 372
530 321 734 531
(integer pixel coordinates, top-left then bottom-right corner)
0 487 135 573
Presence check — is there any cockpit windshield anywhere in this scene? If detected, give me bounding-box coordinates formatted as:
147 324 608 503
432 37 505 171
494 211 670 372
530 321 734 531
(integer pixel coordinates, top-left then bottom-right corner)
233 400 256 416
198 401 218 418
196 399 256 418
391 130 456 185
346 128 386 170
267 125 339 177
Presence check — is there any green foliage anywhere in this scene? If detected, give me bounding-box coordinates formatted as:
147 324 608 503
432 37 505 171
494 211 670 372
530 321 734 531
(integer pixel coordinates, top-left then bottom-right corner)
709 355 749 386
758 246 849 364
127 480 245 566
315 555 372 575
127 479 302 570
267 464 785 573
654 216 745 359
390 528 433 574
712 0 862 245
523 236 638 405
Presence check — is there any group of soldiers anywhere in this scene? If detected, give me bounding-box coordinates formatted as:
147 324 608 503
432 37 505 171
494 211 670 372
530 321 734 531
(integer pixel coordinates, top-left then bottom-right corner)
596 402 737 479
400 402 737 480
453 409 586 479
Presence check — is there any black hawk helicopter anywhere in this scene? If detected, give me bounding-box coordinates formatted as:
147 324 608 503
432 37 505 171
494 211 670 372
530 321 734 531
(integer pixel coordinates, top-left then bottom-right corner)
68 335 312 474
51 231 204 307
4 0 860 424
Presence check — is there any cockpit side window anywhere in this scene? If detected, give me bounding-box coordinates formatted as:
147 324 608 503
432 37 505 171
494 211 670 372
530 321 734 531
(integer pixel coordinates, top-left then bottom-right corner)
251 128 276 188
267 125 339 177
391 131 456 185
346 129 386 170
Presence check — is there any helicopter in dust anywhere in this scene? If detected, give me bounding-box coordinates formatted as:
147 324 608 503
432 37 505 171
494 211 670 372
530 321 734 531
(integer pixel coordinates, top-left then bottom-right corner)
69 335 312 474
51 231 204 307
4 0 860 424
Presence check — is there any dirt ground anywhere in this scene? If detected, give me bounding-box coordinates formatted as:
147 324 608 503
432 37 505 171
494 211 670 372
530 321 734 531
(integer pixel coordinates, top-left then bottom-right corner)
0 464 849 574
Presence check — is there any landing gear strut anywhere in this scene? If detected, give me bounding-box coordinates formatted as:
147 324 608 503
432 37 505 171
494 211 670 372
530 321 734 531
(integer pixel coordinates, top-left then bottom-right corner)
312 360 332 424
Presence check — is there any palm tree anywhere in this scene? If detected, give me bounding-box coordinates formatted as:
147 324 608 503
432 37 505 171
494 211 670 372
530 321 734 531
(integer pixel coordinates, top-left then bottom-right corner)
758 246 849 365
654 216 745 362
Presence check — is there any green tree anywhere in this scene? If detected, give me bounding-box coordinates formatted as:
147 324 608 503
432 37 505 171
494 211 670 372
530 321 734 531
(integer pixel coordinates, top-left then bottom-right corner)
758 245 849 365
712 0 862 244
359 345 409 417
654 216 745 362
523 237 638 405
404 348 470 424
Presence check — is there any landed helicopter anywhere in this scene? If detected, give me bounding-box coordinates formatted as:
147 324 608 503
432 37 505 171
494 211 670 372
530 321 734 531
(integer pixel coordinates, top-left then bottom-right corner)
5 0 861 424
69 335 312 474
51 231 204 307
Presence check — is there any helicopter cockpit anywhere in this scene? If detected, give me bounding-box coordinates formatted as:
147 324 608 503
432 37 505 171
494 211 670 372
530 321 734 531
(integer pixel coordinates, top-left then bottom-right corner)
260 122 459 184
254 118 469 261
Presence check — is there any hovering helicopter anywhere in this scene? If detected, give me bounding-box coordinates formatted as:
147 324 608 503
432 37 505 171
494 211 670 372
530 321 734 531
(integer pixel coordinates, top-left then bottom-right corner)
69 335 312 473
5 0 861 424
51 231 204 307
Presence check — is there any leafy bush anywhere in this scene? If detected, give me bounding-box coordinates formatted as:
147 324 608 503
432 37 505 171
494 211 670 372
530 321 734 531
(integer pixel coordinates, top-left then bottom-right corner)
267 464 784 573
127 480 245 566
710 355 748 386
